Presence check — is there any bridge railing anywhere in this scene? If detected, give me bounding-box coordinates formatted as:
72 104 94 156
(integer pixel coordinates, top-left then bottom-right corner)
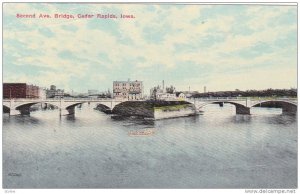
3 98 132 102
188 97 297 101
3 98 47 101
3 97 297 102
188 97 244 101
63 98 114 101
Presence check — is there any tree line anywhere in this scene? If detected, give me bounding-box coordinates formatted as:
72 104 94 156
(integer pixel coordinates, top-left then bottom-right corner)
191 88 297 98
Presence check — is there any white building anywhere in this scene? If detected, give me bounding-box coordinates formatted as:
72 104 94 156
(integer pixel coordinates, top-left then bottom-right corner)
113 80 143 100
39 88 47 100
150 87 163 98
150 83 179 100
53 89 64 99
176 92 186 100
156 92 177 100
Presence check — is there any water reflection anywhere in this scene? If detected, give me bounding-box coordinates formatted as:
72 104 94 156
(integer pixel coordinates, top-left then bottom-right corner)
65 115 76 121
232 115 252 123
263 114 297 125
111 115 155 126
3 114 42 125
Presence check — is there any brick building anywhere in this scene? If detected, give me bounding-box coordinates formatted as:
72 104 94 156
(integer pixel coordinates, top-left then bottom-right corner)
3 83 39 99
113 80 143 100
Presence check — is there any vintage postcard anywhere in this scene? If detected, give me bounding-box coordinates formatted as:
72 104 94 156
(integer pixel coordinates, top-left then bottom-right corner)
2 2 298 191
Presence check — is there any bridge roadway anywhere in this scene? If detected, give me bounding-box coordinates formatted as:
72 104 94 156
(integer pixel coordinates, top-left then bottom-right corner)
2 97 298 116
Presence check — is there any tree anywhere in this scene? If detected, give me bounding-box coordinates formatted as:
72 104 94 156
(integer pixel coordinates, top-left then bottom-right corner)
166 85 175 94
152 88 157 100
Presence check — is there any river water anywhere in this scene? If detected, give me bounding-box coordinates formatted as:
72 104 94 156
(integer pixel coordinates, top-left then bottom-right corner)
2 104 297 188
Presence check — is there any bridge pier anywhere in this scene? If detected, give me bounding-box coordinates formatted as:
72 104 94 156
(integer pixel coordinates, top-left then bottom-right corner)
282 104 297 115
10 109 21 116
59 107 75 116
60 109 70 116
235 105 250 115
67 107 75 115
18 107 31 115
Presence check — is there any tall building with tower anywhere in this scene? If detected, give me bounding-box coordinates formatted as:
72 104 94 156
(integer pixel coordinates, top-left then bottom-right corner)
46 85 64 98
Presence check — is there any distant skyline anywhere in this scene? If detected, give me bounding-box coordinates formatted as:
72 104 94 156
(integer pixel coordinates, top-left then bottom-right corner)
3 3 297 94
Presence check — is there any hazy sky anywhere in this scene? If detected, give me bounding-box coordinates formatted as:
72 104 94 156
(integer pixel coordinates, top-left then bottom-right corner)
3 3 297 94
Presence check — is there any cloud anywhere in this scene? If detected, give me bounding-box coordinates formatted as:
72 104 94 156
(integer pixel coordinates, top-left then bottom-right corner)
38 27 55 37
61 24 79 32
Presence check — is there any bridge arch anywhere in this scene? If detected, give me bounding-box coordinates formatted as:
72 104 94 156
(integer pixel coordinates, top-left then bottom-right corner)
63 101 116 115
64 102 112 110
196 101 250 115
14 102 60 110
251 100 297 114
11 102 60 115
196 101 246 109
64 102 85 110
3 105 10 113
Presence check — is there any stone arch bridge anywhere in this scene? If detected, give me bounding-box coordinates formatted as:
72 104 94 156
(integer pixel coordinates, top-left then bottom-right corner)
3 97 297 116
3 98 126 116
187 98 297 115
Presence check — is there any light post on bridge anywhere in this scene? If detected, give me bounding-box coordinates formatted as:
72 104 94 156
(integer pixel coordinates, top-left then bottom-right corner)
246 97 250 107
59 95 62 117
9 87 12 113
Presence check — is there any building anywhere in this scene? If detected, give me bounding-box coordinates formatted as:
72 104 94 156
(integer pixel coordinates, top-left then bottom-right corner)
179 91 199 98
46 88 55 98
54 89 64 98
150 81 178 100
150 85 164 99
39 87 47 100
156 93 177 100
176 92 186 100
3 83 39 99
50 85 56 91
46 85 64 98
113 80 143 100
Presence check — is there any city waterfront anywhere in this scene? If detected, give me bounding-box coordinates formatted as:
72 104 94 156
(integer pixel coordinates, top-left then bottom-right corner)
3 104 297 188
